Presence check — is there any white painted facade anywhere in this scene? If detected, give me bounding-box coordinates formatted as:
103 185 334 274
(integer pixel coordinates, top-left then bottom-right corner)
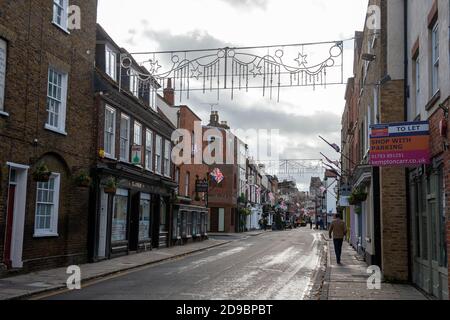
406 0 450 121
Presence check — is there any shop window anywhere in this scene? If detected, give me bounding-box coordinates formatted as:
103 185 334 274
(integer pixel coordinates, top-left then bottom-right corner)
160 198 167 232
186 211 192 237
112 189 128 242
139 193 151 241
196 212 202 236
192 212 197 236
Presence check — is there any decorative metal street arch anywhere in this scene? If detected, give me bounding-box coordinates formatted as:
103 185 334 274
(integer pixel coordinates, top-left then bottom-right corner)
257 159 326 182
119 40 346 103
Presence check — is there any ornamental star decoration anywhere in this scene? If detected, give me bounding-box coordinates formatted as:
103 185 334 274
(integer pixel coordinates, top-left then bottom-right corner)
149 60 162 74
295 53 308 67
250 63 262 78
191 66 202 80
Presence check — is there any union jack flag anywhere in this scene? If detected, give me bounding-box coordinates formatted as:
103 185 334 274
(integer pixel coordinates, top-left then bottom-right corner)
210 168 224 184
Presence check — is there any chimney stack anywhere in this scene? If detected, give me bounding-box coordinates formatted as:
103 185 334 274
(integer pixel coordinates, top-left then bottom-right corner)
209 110 219 126
163 78 174 106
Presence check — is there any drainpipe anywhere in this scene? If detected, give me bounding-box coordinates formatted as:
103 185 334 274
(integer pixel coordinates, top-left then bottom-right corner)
404 0 412 283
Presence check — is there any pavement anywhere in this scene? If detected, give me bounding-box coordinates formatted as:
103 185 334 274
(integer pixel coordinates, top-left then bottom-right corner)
37 228 323 300
320 236 430 300
0 238 232 300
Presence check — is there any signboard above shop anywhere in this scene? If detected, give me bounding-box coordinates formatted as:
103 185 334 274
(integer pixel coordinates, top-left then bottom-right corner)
369 121 430 167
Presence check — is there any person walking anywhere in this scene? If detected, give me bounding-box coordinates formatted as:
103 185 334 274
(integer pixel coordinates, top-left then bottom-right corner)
309 217 313 229
329 214 347 265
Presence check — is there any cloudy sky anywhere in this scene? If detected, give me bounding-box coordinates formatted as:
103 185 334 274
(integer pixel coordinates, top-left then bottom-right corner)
97 0 369 190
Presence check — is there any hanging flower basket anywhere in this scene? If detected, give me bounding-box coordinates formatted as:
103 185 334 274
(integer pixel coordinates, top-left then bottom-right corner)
349 188 368 204
75 172 92 188
32 164 51 182
239 208 251 216
104 177 117 194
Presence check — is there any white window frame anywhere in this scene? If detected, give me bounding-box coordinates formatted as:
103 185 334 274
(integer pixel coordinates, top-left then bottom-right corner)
119 114 130 162
145 129 153 172
0 38 7 115
52 0 69 32
134 121 142 146
130 68 140 98
45 67 68 135
185 172 190 197
155 135 162 175
34 173 61 237
415 57 420 114
104 105 116 159
105 45 117 81
431 22 439 96
164 140 171 177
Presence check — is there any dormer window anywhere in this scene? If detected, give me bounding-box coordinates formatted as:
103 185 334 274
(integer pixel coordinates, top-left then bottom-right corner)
130 68 139 98
105 45 117 81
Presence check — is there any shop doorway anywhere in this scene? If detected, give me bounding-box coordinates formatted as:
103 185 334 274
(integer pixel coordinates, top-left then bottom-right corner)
3 163 29 269
410 168 448 300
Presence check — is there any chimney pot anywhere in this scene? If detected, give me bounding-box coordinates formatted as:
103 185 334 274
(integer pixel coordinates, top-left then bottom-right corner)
163 78 174 106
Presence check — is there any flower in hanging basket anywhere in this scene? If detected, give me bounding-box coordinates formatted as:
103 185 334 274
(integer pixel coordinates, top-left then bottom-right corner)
32 163 51 182
75 172 92 188
104 177 118 194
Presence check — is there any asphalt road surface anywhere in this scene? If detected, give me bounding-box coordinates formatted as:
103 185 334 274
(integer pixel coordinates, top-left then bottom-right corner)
43 228 326 300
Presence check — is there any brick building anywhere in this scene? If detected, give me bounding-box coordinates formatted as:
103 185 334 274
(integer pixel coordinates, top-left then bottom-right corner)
0 0 98 274
204 111 239 233
341 0 408 279
405 0 449 300
89 25 177 261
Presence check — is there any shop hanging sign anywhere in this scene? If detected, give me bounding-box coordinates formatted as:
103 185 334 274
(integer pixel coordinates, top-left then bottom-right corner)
369 121 430 167
131 145 142 165
195 180 209 193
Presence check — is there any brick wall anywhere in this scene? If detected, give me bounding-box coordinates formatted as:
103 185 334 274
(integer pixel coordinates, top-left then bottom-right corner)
0 0 98 274
379 79 409 281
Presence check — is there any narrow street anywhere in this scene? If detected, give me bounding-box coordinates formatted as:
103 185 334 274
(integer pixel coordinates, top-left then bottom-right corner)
43 229 325 300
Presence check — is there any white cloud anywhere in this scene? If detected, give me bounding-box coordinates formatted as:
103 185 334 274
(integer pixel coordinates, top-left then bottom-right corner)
97 0 369 189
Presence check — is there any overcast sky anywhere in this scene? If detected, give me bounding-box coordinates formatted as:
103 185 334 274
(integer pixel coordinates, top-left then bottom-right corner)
97 0 369 190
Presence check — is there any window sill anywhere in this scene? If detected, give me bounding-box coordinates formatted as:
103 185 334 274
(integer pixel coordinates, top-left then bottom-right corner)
45 125 67 136
0 111 9 117
105 155 117 161
33 232 59 238
425 90 441 111
52 22 71 35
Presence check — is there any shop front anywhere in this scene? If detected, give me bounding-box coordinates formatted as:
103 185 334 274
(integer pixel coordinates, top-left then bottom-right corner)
91 167 176 261
172 203 209 246
409 163 448 300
